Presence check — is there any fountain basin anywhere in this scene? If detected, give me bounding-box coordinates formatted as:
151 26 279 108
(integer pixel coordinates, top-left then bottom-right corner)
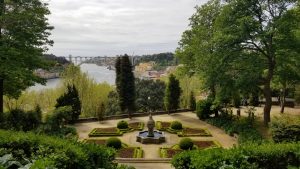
136 131 165 144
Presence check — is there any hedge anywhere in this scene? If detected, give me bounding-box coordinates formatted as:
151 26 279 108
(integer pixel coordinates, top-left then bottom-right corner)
171 142 300 169
0 130 117 169
271 115 300 143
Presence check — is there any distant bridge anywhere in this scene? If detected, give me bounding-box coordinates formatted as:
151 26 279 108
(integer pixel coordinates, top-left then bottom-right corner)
60 55 141 67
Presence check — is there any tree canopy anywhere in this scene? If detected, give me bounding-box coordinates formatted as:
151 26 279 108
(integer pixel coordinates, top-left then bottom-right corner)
0 0 53 113
177 0 300 125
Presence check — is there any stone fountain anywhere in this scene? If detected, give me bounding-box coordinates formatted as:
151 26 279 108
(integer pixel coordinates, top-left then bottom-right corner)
136 113 165 144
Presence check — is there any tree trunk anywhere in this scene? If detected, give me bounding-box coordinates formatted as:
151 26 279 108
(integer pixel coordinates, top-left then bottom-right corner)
0 78 3 115
280 87 286 113
263 83 272 126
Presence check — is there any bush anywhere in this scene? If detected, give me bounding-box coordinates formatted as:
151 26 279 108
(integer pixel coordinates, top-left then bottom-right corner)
196 99 213 120
45 106 72 130
171 121 183 130
271 115 300 143
0 130 117 169
106 137 122 149
206 116 262 144
117 120 129 129
179 138 194 150
172 142 300 169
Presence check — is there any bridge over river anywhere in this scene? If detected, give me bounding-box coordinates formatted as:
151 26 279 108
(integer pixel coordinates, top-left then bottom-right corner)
60 55 141 67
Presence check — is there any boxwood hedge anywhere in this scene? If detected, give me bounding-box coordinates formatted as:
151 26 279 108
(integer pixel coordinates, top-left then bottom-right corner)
0 130 117 169
171 142 300 169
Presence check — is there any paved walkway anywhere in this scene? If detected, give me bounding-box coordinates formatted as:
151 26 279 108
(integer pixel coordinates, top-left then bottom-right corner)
75 112 237 159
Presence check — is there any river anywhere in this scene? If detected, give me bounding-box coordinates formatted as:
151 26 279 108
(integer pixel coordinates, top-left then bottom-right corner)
29 64 116 91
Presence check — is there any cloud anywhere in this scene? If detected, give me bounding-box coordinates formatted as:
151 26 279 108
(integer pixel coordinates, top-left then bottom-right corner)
46 0 208 56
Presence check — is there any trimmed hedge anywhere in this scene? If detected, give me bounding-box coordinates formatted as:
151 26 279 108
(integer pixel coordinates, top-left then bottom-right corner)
117 120 129 129
88 128 123 137
271 115 300 143
179 138 194 150
172 142 300 169
106 137 122 149
0 130 116 169
171 121 183 130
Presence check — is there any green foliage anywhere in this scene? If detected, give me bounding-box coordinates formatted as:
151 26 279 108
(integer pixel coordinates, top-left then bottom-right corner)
179 138 194 150
55 84 81 123
62 64 113 118
88 128 122 137
172 142 300 169
135 79 165 112
116 55 136 117
117 120 129 129
170 121 183 130
2 108 41 131
271 115 300 143
117 164 136 169
0 130 117 169
295 85 300 104
206 115 262 144
105 91 121 116
189 91 196 111
45 106 73 131
97 102 105 121
164 74 181 112
106 137 122 149
0 0 53 99
196 99 213 120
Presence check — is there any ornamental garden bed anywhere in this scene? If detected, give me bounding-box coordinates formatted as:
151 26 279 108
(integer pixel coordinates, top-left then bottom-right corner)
159 140 221 158
88 127 122 137
84 139 143 158
88 121 145 137
156 121 212 137
117 146 143 158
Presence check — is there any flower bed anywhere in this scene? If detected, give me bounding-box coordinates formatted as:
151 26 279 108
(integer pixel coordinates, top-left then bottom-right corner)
128 122 144 131
178 128 211 137
156 121 171 131
160 140 221 158
117 146 143 158
88 127 123 137
156 121 212 137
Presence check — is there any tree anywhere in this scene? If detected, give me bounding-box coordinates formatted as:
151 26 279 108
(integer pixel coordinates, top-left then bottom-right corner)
215 0 300 125
115 54 135 118
97 102 105 122
164 74 181 114
104 91 121 116
189 91 196 111
0 0 53 115
55 85 81 123
135 79 165 112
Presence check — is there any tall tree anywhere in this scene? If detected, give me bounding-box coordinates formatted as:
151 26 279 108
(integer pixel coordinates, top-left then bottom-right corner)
55 85 81 123
216 0 300 125
116 54 135 118
0 0 53 115
164 74 181 114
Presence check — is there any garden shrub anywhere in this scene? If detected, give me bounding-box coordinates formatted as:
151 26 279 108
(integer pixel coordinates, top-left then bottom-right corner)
196 99 213 120
0 130 117 169
179 138 194 150
106 137 122 149
45 106 72 130
172 142 300 169
271 115 300 143
171 121 183 130
117 120 129 129
206 115 262 144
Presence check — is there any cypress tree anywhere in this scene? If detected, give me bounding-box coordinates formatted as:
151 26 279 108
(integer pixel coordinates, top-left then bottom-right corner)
55 84 81 123
189 91 196 111
164 74 181 114
115 54 135 118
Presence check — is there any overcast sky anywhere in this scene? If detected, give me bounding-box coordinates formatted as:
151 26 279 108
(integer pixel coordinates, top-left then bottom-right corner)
46 0 207 56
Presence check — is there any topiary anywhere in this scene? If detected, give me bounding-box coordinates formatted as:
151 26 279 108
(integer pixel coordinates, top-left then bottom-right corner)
170 121 183 130
106 137 122 149
179 138 194 150
117 120 129 129
196 99 213 120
